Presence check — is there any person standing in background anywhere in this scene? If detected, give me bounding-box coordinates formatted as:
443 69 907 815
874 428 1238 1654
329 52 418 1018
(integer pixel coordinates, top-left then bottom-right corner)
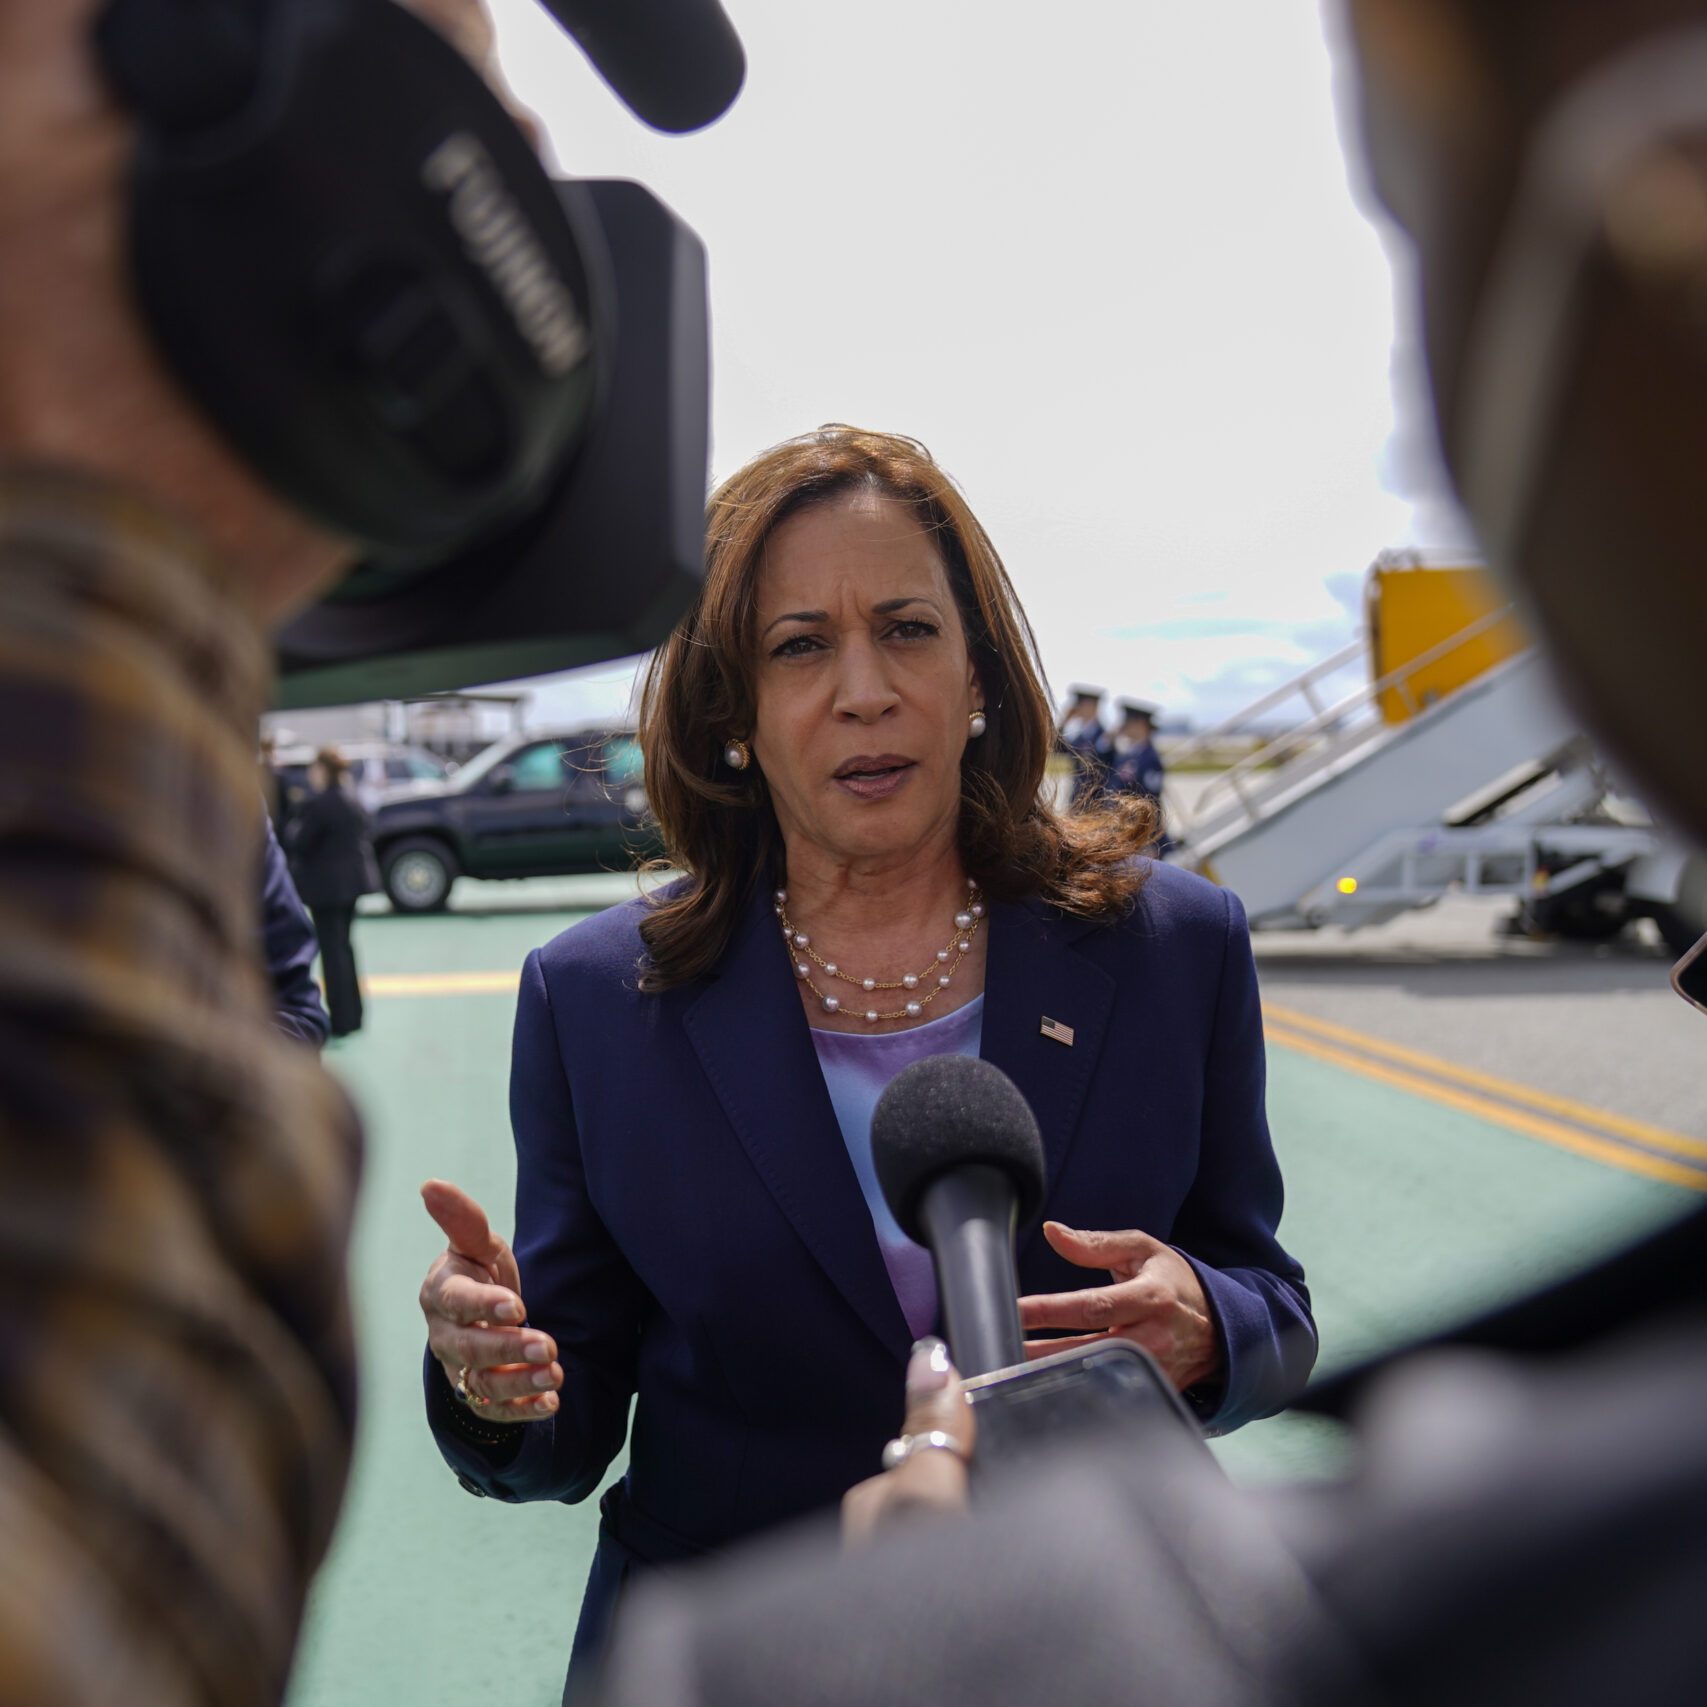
287 748 379 1039
1056 684 1108 803
1105 700 1165 805
1103 700 1169 854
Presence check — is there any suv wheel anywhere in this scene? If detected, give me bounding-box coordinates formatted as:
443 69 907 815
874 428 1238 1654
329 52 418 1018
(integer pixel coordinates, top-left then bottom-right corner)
383 839 458 913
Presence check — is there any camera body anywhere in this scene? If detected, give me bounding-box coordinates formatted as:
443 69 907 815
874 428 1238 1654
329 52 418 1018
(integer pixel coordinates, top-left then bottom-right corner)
97 0 715 705
275 177 709 708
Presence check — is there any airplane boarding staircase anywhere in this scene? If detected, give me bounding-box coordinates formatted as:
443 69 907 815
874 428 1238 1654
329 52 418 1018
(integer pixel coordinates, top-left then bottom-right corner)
1163 605 1681 933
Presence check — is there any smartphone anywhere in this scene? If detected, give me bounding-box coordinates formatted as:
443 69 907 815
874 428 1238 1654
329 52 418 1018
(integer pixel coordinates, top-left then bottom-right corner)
961 1341 1209 1483
1670 928 1707 1016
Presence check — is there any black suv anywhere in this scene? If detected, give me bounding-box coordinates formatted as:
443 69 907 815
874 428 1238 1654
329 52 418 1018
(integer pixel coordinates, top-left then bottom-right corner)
372 729 661 912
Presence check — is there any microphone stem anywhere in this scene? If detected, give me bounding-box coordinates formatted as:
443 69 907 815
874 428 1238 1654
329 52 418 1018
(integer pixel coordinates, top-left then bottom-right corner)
917 1164 1025 1377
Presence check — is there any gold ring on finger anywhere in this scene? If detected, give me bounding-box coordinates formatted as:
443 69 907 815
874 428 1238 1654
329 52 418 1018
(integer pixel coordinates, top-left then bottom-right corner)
455 1365 492 1409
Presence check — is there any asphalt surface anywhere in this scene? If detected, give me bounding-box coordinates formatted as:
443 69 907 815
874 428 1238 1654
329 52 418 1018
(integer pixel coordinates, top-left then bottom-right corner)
1253 900 1705 1137
1156 765 1706 1134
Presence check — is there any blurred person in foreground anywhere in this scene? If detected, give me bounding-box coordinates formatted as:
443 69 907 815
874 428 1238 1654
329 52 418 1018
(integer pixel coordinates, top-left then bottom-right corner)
285 747 378 1039
417 425 1317 1694
0 1 522 1702
586 6 1707 1705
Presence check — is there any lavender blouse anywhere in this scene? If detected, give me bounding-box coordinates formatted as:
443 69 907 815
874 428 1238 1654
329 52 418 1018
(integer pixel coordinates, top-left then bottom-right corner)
808 995 985 1340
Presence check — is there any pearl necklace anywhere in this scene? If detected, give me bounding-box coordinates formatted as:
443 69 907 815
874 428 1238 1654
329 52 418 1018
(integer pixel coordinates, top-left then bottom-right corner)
775 880 985 1025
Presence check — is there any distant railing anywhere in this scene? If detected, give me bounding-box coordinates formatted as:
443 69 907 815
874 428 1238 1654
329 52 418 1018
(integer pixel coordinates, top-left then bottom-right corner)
1169 604 1524 848
1161 638 1365 775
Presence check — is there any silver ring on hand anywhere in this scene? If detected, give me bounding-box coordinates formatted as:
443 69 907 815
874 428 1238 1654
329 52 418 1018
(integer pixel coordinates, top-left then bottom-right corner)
881 1429 966 1472
455 1365 492 1409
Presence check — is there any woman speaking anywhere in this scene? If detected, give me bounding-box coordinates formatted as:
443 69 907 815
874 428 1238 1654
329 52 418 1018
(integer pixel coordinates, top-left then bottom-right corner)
417 426 1316 1693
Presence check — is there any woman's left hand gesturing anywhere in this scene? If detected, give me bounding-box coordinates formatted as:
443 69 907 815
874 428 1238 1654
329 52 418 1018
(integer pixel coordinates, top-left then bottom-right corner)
1018 1221 1221 1393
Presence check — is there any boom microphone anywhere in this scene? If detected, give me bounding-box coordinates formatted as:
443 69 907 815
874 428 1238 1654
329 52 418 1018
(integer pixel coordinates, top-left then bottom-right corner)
872 1056 1047 1377
540 0 747 134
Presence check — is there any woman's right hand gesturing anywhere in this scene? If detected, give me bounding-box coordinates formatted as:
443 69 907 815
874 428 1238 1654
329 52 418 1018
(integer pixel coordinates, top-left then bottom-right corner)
420 1178 563 1422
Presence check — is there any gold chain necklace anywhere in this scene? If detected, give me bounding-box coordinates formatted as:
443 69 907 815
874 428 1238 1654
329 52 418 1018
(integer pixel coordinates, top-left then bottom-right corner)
775 880 984 1025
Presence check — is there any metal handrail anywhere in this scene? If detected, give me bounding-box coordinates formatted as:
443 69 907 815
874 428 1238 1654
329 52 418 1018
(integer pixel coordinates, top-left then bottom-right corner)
1172 604 1524 843
1161 638 1365 772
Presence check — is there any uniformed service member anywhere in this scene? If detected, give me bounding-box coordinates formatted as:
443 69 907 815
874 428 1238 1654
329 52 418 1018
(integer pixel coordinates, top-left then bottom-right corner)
1105 699 1165 804
1105 699 1168 854
1057 684 1108 803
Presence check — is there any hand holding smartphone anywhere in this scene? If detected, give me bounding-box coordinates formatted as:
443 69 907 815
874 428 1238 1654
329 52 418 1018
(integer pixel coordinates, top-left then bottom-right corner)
963 1341 1210 1484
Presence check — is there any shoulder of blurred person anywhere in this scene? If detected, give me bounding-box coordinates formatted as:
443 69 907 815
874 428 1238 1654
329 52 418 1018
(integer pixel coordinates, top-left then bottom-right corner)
260 809 331 1046
1269 1202 1707 1697
1274 1306 1707 1707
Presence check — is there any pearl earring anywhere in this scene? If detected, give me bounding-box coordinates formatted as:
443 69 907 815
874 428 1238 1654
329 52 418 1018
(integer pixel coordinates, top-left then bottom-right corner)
723 739 751 771
968 711 988 739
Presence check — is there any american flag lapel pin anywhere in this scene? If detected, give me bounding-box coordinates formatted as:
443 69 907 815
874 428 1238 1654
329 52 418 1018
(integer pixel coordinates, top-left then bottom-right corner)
1040 1015 1075 1047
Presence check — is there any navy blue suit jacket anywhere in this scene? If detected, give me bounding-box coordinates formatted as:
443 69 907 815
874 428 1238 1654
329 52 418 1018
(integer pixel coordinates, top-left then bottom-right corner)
260 813 329 1047
429 860 1316 1565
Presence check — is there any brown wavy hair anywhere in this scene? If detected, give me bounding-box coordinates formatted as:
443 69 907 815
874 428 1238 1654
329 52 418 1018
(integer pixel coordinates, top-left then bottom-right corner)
636 426 1155 989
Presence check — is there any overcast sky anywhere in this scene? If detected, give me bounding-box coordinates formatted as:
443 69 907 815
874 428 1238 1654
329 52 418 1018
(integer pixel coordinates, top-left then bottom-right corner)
486 0 1477 732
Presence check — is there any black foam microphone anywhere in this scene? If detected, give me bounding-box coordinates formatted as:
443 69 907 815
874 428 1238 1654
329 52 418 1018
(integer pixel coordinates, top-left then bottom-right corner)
872 1056 1047 1377
540 0 747 134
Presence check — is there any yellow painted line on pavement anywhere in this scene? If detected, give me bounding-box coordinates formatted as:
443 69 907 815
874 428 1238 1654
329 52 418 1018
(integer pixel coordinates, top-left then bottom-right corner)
1264 1021 1707 1194
361 971 521 997
1265 1002 1707 1165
